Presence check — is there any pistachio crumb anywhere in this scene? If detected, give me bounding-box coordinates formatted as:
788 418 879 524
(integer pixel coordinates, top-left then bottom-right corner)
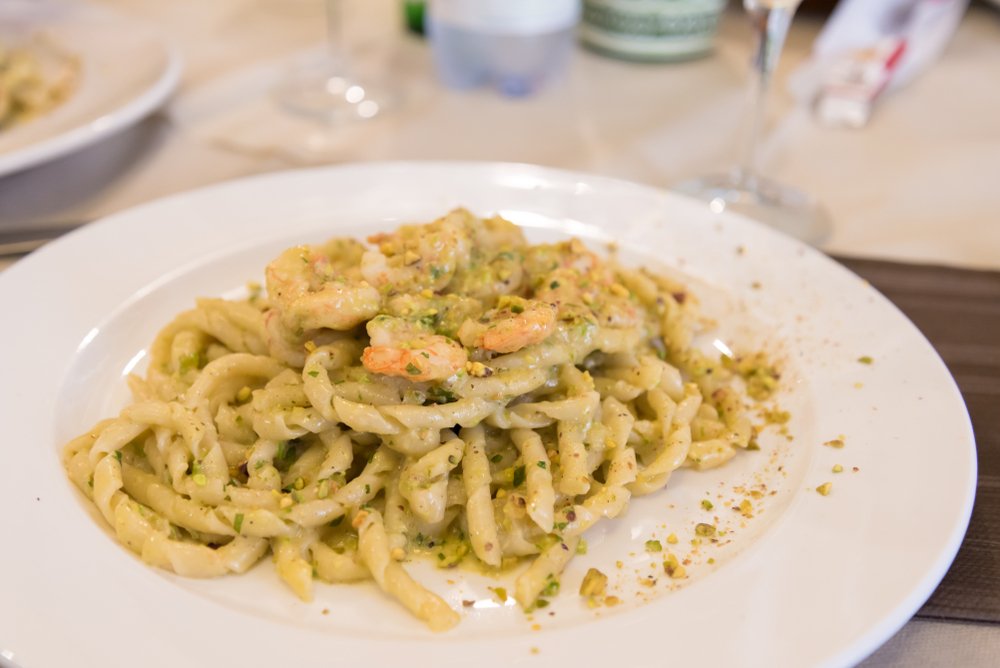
466 361 492 378
694 523 716 537
579 568 608 598
816 482 833 496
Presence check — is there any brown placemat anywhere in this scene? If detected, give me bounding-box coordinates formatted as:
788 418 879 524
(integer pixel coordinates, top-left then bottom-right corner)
836 256 1000 624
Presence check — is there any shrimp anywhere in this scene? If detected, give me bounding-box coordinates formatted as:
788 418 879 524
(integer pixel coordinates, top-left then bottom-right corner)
360 210 472 293
523 238 601 284
458 296 557 354
362 316 468 382
384 293 483 339
531 247 643 330
466 213 528 254
265 240 380 332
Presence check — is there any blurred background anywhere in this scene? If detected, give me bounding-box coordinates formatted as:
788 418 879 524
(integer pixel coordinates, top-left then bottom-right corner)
2 0 998 267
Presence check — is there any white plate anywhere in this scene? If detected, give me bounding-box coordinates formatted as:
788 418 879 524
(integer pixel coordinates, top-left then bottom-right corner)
0 162 975 668
0 0 180 177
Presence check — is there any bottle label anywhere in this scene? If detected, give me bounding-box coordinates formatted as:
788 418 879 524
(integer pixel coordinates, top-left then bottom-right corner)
581 0 725 60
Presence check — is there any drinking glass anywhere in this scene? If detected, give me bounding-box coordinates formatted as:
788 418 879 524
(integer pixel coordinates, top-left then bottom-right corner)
274 0 399 122
675 0 831 245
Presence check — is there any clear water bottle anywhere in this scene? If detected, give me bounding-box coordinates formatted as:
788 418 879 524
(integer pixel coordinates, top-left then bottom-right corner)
427 0 581 97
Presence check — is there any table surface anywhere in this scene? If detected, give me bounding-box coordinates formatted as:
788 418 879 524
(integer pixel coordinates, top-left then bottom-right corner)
1 1 998 665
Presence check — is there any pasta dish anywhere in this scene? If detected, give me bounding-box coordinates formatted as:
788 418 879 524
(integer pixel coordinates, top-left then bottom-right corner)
0 37 78 130
63 209 769 631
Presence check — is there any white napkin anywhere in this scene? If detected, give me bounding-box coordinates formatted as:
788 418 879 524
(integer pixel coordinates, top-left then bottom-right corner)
789 0 969 122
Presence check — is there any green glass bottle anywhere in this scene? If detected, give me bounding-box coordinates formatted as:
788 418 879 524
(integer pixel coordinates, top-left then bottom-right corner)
404 0 426 35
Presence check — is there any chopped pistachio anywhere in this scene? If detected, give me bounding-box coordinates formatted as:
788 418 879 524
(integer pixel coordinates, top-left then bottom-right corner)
579 568 607 598
857 356 873 365
645 539 663 553
816 482 833 496
763 408 791 424
701 499 714 511
663 553 680 576
694 522 716 537
832 464 844 474
824 438 845 449
666 533 678 545
466 361 492 378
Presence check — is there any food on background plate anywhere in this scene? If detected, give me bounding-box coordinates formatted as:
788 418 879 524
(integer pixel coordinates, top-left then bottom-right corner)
0 36 78 130
63 209 776 631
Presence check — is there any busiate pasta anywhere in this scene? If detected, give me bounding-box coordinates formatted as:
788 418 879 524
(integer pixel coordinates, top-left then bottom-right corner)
63 209 763 631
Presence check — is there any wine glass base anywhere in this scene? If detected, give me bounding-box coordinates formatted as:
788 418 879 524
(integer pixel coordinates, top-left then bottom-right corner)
674 173 831 246
273 56 398 123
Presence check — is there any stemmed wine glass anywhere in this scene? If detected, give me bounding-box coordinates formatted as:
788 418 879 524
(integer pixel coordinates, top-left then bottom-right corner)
675 0 831 245
274 0 399 122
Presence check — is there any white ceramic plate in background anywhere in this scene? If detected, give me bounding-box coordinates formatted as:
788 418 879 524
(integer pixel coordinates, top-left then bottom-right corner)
0 0 180 177
0 163 975 667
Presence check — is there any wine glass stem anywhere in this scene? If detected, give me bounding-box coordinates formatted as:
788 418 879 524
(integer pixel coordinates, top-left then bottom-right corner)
738 3 797 188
